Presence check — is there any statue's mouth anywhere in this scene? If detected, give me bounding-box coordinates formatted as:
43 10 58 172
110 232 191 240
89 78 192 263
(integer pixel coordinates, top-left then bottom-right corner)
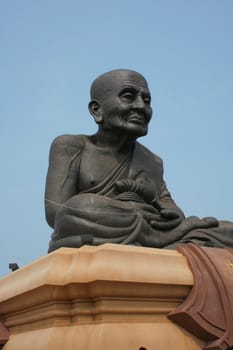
127 114 145 126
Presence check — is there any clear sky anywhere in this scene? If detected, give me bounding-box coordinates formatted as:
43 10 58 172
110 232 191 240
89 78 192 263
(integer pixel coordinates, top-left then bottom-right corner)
0 0 233 277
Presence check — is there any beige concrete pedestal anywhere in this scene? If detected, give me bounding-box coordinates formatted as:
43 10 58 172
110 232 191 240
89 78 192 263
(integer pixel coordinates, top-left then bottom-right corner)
0 244 204 350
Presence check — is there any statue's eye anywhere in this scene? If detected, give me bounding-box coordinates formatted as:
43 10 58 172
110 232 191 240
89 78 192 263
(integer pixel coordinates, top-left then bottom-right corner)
120 91 135 102
143 95 151 104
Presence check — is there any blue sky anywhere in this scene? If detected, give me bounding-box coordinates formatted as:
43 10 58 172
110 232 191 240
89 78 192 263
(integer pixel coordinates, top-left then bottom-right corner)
1 0 233 277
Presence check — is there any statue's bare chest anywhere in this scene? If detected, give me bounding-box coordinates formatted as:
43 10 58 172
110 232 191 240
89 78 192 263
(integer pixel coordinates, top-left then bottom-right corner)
78 147 124 192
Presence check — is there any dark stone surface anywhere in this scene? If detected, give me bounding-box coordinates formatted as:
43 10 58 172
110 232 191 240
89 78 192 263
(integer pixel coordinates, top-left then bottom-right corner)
45 69 233 252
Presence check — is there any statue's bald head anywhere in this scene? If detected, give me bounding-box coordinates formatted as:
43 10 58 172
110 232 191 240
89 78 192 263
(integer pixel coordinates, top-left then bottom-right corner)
90 69 149 102
89 69 152 134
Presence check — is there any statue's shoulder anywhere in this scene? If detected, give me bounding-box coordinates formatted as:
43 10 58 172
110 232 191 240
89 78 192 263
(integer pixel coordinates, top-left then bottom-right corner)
50 134 87 147
49 134 87 158
135 142 163 166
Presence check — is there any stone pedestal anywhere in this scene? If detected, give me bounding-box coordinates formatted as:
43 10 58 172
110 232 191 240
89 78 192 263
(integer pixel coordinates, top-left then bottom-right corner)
0 244 204 350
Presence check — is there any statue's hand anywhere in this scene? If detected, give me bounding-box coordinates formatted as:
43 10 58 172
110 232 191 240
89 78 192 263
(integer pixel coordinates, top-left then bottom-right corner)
115 179 155 203
150 208 183 230
115 179 141 193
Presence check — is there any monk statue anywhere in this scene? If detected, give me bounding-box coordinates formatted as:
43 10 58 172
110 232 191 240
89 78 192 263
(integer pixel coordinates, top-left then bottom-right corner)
45 69 233 252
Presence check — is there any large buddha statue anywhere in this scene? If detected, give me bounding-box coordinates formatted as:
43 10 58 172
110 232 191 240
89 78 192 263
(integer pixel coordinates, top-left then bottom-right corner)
45 69 233 252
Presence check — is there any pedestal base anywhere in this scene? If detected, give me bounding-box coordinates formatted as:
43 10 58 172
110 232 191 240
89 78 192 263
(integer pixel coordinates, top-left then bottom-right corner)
0 244 203 350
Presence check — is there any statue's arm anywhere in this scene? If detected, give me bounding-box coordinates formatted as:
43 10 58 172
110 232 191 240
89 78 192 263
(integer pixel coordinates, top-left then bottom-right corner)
159 180 185 218
45 135 81 228
148 157 185 230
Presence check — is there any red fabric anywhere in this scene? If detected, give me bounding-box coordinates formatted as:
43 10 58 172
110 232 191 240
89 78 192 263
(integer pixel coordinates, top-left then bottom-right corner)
168 244 233 350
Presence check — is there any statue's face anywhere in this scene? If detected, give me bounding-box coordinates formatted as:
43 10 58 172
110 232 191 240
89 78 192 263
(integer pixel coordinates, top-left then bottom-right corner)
99 72 152 137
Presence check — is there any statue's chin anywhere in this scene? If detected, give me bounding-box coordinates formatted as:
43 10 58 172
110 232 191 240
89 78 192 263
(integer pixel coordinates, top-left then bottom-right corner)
117 122 148 138
126 126 148 138
100 123 148 140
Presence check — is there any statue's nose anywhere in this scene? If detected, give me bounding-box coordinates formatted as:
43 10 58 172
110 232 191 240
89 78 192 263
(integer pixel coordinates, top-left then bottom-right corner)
132 95 145 110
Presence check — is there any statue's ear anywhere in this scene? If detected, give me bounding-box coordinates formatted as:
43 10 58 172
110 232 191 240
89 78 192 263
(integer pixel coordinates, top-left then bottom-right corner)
88 100 103 124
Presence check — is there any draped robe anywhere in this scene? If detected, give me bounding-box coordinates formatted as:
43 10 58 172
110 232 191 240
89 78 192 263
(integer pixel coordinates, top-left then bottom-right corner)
45 135 233 252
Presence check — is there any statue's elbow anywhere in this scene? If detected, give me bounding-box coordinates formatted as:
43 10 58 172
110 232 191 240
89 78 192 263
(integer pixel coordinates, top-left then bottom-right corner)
45 203 56 228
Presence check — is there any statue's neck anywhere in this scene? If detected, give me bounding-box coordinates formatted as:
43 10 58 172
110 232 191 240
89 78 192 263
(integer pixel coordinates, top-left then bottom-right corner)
91 130 136 154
